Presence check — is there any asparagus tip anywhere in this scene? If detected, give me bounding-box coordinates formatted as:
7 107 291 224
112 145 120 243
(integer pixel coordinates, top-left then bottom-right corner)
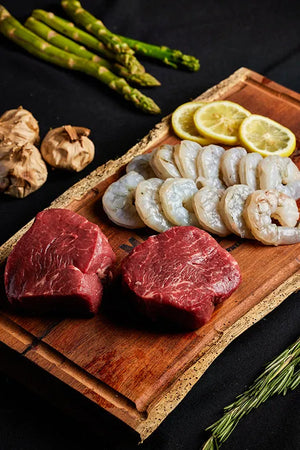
136 72 161 87
145 100 161 114
0 5 10 21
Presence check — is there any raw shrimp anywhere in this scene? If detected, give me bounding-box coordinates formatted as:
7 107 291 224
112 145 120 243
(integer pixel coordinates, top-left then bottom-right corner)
126 153 156 179
258 155 300 199
239 153 263 190
219 184 253 238
243 189 300 246
174 140 201 180
196 144 225 189
150 144 181 179
193 186 230 236
284 180 300 200
135 178 173 232
102 171 145 229
159 178 199 226
221 147 247 186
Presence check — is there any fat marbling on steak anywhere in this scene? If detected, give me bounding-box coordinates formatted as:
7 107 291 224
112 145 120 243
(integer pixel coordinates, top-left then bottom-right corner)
121 226 241 330
5 209 116 314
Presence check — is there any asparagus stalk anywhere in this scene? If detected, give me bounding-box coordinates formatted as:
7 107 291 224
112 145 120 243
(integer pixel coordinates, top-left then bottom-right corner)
202 337 300 449
31 10 198 72
25 17 160 87
61 0 145 74
32 9 116 61
0 6 161 114
25 16 102 62
117 34 200 71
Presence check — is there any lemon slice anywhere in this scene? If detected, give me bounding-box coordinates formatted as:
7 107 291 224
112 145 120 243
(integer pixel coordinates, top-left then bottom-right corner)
171 101 213 145
194 100 251 145
239 114 296 157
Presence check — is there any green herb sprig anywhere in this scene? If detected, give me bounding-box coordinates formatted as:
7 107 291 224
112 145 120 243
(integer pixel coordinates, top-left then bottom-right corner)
202 337 300 450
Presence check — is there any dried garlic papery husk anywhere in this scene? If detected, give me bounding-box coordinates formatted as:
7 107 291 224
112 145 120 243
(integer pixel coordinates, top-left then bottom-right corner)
41 125 95 172
0 140 47 198
0 106 40 145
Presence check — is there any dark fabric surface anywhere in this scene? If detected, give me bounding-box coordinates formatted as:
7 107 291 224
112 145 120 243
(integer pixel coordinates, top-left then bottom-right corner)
0 0 299 449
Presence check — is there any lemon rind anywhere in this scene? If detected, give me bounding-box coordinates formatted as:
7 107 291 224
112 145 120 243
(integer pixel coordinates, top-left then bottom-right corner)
172 101 212 144
193 101 250 145
239 114 296 157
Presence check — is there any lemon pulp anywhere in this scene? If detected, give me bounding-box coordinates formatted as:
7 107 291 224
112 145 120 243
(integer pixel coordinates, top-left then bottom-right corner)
171 101 212 145
194 100 251 145
239 114 296 157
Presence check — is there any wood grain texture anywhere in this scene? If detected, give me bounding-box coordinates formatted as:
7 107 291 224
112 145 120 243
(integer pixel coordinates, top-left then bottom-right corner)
0 67 300 439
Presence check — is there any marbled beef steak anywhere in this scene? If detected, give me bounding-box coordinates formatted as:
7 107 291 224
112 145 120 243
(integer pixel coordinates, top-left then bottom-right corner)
121 226 241 330
5 209 115 315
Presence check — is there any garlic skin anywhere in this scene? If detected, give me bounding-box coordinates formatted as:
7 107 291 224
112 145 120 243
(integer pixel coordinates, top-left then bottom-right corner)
41 125 94 172
0 106 40 145
0 140 47 198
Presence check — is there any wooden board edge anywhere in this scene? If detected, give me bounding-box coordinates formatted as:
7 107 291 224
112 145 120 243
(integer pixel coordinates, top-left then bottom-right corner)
1 65 299 438
0 270 298 440
135 271 300 441
0 311 145 430
25 342 146 429
0 312 34 353
246 71 300 104
0 67 252 263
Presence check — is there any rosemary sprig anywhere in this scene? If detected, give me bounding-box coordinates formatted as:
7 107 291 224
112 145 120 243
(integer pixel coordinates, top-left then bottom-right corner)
202 337 300 450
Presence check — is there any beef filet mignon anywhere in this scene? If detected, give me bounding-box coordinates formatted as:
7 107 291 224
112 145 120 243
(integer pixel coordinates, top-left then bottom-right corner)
5 209 115 315
121 226 241 330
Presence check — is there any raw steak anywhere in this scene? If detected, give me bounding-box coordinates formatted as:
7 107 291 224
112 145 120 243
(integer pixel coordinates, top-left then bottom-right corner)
5 209 116 315
121 226 241 330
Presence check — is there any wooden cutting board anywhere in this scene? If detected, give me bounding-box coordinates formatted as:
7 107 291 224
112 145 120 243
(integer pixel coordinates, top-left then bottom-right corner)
0 67 300 440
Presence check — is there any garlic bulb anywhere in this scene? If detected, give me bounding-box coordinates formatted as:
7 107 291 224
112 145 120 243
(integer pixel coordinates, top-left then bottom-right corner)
0 140 47 198
0 106 39 145
41 125 94 172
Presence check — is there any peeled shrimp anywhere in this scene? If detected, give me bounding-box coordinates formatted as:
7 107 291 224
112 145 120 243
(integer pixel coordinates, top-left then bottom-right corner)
284 180 300 200
219 184 253 238
193 187 230 236
221 147 247 187
159 178 199 226
174 140 201 180
239 153 263 190
258 155 300 199
135 178 173 232
196 144 225 189
126 153 156 179
102 171 145 228
244 189 300 245
150 144 181 179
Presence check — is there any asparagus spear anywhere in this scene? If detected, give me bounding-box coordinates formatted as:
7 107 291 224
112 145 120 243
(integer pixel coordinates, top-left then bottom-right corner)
32 9 116 61
61 0 145 74
32 9 115 59
117 34 200 71
32 9 199 72
25 16 102 62
25 17 160 87
0 6 161 114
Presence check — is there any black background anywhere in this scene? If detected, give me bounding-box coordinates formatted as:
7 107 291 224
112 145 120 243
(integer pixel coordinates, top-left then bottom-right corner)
0 1 299 449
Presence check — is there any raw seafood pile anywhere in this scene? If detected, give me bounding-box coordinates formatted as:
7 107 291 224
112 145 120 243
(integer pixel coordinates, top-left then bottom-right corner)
5 209 116 315
122 226 241 330
102 140 300 246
